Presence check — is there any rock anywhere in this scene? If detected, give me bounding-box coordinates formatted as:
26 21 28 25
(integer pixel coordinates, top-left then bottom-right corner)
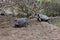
3 6 19 16
14 18 28 28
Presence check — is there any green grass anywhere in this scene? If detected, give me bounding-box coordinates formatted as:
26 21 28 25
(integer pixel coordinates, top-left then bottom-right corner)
52 21 60 27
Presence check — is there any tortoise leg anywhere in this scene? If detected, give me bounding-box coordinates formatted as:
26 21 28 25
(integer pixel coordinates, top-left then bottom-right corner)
14 24 21 28
24 23 28 27
37 18 41 22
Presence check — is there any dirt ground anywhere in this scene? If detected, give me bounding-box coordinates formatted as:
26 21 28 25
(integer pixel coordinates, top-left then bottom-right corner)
0 15 60 40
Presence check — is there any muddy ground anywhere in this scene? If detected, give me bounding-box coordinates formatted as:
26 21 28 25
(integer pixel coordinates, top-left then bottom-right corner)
0 15 60 40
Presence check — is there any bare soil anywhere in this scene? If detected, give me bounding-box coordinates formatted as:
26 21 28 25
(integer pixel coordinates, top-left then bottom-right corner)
0 15 60 40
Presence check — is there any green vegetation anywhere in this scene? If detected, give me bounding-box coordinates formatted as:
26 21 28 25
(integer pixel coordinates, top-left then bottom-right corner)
37 0 60 17
43 10 59 17
52 21 60 27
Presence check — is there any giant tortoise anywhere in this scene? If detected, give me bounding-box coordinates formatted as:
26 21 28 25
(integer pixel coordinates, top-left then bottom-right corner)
14 18 28 28
37 14 50 22
0 9 5 16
